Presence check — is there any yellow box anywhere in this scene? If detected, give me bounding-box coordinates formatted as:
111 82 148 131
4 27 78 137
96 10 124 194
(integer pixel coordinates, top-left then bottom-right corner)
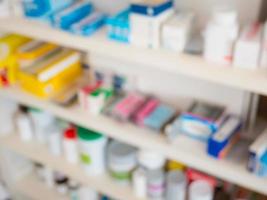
17 40 58 68
18 48 82 99
0 34 30 87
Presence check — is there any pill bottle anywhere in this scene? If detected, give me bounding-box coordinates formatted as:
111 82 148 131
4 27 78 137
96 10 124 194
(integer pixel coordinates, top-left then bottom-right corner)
132 167 147 198
189 180 214 200
107 141 137 184
63 126 79 164
166 170 187 200
78 126 107 175
47 125 62 157
15 107 34 142
147 169 165 200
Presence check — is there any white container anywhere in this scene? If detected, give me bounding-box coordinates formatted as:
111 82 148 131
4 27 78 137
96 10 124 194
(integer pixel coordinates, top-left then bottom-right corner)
29 109 55 144
138 150 166 170
16 109 34 142
147 169 165 200
63 127 79 164
78 127 107 175
203 9 239 65
0 99 17 136
78 186 99 200
132 167 147 198
233 22 263 69
107 141 137 184
166 170 187 200
47 125 62 157
189 180 214 200
162 12 194 52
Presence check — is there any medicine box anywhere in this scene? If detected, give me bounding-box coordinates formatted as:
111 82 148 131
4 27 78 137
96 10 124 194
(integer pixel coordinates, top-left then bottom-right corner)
70 12 106 36
233 23 263 69
207 116 241 159
176 101 226 141
162 12 194 52
53 1 93 30
260 21 267 68
107 8 130 43
17 40 58 68
22 0 74 23
0 34 30 87
248 130 267 174
130 0 174 49
18 48 82 99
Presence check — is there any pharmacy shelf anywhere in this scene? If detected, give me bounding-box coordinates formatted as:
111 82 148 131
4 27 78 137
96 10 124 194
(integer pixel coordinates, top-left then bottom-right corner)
1 18 267 95
0 134 144 200
0 87 267 195
14 173 68 200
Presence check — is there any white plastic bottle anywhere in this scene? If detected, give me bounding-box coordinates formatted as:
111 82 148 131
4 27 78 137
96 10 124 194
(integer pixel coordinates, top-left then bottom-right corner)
189 180 214 200
0 99 17 136
63 127 79 164
132 167 147 198
47 125 62 157
16 107 34 142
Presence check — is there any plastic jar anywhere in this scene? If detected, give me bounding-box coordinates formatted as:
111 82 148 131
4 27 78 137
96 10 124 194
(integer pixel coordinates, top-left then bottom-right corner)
166 170 187 200
189 180 214 200
147 169 165 200
107 141 137 184
63 127 79 164
78 127 107 176
138 150 166 171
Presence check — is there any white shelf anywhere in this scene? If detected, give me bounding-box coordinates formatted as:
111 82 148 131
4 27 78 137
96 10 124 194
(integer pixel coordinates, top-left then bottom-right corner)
1 134 144 200
0 87 267 195
0 18 267 95
14 173 68 200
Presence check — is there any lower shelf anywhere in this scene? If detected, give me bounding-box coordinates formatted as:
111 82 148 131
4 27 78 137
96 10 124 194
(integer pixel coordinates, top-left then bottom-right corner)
1 134 144 200
15 173 68 200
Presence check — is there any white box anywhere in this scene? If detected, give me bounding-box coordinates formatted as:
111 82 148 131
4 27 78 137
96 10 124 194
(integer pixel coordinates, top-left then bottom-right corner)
130 9 174 49
162 12 194 52
260 21 267 68
233 23 263 69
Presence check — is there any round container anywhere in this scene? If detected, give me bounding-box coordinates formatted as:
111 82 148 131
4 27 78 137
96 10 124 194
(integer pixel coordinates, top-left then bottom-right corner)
166 170 187 200
63 127 79 164
138 150 166 170
189 180 214 200
47 125 62 157
29 108 55 144
78 127 107 176
147 169 165 199
107 141 137 184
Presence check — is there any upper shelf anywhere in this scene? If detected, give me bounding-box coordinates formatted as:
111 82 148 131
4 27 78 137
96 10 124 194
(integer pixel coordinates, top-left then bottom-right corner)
0 87 267 195
0 18 267 95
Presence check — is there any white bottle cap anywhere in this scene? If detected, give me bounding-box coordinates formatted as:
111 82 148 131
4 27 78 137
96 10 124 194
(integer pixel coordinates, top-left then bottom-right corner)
138 150 166 170
213 8 238 26
189 180 214 200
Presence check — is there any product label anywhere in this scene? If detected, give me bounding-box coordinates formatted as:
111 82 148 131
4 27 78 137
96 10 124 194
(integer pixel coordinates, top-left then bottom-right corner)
80 153 91 164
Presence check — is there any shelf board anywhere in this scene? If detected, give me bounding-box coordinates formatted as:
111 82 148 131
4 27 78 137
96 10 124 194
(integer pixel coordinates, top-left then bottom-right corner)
14 173 68 200
0 18 267 95
0 87 267 195
1 134 144 200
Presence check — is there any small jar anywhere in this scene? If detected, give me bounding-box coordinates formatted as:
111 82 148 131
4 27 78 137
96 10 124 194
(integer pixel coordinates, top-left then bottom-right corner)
166 170 187 200
78 126 107 175
189 180 214 200
107 141 137 184
147 169 165 200
63 127 79 164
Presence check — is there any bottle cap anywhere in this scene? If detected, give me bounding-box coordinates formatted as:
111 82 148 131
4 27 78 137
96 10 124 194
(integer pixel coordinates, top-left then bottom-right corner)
64 127 77 139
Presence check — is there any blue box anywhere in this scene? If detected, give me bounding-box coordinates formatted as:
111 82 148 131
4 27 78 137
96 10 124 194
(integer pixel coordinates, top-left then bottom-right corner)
23 0 73 18
107 8 130 43
143 104 175 132
71 12 106 36
53 1 93 30
130 0 173 16
207 116 242 158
